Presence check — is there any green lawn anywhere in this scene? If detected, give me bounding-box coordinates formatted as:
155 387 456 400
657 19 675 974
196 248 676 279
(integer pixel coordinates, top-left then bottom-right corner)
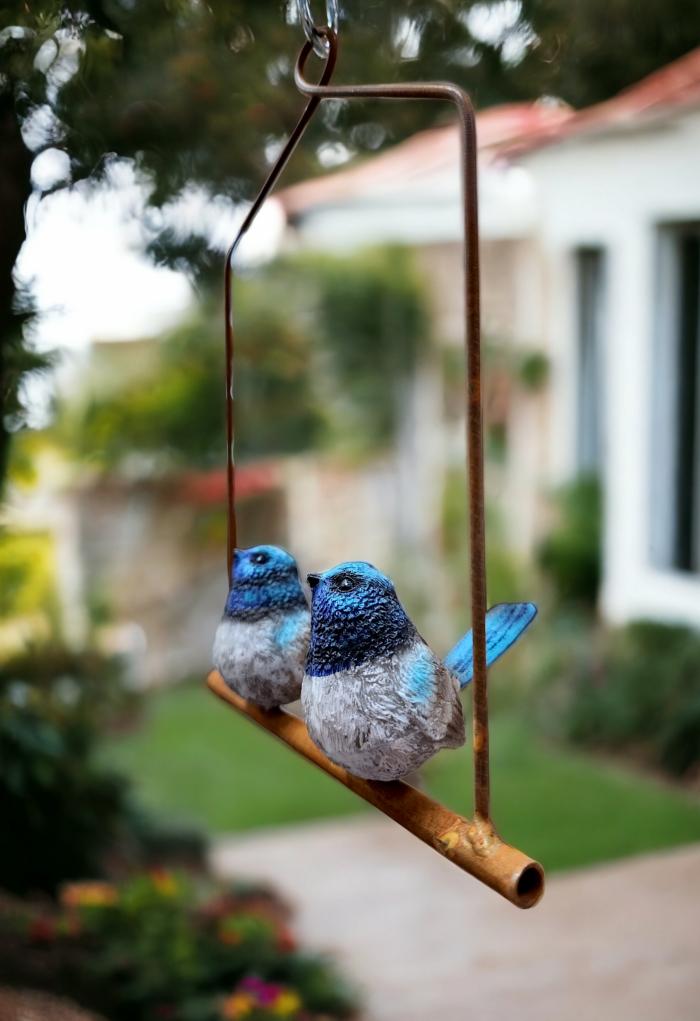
105 682 700 873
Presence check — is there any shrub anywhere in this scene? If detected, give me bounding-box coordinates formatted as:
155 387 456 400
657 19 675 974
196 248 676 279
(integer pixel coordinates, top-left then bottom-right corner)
537 474 602 607
0 645 137 893
0 872 359 1021
540 619 700 777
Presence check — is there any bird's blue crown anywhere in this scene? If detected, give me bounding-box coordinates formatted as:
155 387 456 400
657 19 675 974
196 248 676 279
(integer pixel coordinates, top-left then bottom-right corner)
225 545 307 620
306 561 416 676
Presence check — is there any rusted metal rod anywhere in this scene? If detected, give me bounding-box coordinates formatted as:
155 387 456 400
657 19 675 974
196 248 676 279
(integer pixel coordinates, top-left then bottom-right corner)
208 671 544 909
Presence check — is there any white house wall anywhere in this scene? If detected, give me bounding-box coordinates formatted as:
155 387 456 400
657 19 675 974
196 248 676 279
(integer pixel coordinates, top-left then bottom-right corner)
286 161 537 252
522 107 700 628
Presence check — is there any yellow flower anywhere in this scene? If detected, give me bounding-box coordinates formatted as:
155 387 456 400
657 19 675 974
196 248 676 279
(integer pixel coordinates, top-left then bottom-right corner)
60 882 118 908
220 993 254 1019
272 991 302 1016
149 869 179 897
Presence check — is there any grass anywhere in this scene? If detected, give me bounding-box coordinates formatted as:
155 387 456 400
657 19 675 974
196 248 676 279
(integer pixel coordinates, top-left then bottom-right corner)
104 682 700 873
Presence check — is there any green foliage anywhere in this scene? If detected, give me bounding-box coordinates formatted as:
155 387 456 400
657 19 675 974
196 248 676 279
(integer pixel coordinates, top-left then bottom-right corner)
546 620 700 777
0 644 137 893
61 275 322 468
59 247 429 467
0 528 57 624
518 0 700 108
304 246 429 451
0 320 52 485
537 474 602 607
516 349 550 392
1 872 359 1020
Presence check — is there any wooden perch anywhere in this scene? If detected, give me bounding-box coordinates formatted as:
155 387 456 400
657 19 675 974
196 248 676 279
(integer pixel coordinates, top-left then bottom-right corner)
207 671 544 909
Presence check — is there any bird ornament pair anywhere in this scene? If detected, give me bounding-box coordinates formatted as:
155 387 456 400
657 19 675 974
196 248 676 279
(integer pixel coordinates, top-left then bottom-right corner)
213 545 536 782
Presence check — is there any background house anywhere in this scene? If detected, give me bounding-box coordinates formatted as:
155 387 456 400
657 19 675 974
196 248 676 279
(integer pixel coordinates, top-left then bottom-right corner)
512 48 700 628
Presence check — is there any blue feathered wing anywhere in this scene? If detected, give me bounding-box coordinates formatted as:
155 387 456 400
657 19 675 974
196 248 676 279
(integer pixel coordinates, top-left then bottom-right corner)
443 602 537 689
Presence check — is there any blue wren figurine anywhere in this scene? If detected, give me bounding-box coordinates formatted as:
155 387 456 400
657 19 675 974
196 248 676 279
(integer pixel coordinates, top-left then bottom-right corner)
213 545 310 709
301 562 537 781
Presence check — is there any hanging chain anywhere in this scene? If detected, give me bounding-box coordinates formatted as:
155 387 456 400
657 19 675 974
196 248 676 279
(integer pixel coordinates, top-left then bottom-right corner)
298 0 339 58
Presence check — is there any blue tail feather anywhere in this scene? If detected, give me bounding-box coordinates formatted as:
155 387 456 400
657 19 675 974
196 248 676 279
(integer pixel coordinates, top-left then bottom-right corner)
444 602 538 689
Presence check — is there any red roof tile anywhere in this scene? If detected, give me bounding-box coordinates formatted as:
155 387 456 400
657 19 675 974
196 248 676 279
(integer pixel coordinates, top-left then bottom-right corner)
277 101 572 217
505 45 700 156
178 463 281 505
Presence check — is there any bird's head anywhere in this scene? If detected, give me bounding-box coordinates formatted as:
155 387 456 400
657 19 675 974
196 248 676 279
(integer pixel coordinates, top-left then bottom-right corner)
225 545 307 619
307 561 397 612
306 562 416 675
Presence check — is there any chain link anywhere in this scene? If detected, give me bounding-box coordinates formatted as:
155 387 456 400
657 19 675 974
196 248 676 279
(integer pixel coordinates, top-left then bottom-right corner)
298 0 339 58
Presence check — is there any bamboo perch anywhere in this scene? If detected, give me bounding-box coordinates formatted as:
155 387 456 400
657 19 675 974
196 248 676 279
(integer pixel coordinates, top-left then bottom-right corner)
207 670 544 909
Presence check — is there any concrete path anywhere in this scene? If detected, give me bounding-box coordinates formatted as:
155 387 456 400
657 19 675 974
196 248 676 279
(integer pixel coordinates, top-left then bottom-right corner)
0 988 104 1021
211 818 700 1021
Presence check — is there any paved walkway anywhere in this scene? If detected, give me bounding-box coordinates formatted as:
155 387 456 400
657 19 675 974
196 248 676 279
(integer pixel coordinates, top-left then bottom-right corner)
0 988 104 1021
211 818 700 1021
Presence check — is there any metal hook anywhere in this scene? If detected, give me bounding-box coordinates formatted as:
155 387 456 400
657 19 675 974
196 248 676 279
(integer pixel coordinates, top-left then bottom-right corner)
298 0 339 58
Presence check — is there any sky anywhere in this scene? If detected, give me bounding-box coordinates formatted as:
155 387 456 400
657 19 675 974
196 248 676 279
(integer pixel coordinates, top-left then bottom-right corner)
16 155 285 356
14 154 284 426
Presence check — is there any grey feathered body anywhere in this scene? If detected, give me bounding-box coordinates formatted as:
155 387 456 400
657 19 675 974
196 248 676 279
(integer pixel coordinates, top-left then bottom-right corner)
301 643 465 781
213 607 309 710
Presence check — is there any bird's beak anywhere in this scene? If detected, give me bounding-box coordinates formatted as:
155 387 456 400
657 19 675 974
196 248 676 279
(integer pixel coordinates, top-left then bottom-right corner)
307 573 321 590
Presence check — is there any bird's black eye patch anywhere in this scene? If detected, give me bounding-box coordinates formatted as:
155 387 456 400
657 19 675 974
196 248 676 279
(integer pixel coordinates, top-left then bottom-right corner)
334 573 357 592
252 552 269 565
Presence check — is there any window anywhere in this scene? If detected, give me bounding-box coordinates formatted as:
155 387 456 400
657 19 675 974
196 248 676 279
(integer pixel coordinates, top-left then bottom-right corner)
575 248 606 474
653 225 700 573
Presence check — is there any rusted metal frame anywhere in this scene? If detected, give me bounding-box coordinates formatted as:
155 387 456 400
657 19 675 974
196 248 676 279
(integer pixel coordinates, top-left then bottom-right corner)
208 670 544 908
217 29 543 906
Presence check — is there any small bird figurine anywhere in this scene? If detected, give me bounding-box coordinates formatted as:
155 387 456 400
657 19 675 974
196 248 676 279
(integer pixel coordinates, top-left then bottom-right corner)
301 562 536 781
213 544 310 709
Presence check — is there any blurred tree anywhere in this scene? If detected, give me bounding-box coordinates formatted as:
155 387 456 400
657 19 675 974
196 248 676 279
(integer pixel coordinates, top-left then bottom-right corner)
517 0 700 107
2 0 699 484
305 246 429 451
59 247 428 466
62 276 324 468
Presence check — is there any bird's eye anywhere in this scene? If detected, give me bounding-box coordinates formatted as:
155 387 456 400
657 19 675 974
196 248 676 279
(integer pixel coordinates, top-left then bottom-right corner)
336 574 356 592
252 552 269 565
